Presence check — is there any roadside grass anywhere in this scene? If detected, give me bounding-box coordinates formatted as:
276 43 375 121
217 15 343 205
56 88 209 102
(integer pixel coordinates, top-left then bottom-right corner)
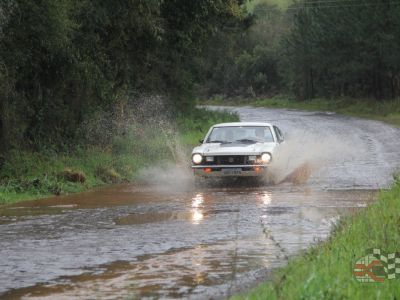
0 108 238 205
204 96 400 127
233 178 400 299
246 0 291 11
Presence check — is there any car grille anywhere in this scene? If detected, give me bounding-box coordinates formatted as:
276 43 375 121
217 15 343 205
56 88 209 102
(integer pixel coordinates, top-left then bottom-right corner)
203 155 249 165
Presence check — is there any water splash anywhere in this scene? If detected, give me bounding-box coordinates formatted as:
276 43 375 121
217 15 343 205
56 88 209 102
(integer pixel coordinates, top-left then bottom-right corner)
267 130 357 185
79 95 191 189
136 163 194 192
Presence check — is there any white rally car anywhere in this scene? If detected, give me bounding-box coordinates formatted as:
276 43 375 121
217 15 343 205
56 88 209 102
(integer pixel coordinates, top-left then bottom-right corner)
191 122 284 178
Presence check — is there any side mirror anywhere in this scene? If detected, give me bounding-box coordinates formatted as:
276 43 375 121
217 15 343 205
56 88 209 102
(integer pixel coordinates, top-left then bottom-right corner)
199 139 204 144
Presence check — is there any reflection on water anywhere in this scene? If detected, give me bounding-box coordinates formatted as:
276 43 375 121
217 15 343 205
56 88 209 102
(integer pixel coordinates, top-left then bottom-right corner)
257 192 272 206
191 193 204 225
192 193 204 208
0 185 377 299
191 210 204 225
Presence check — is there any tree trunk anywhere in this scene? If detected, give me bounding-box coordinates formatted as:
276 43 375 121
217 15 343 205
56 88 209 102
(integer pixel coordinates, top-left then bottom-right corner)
0 116 3 153
0 99 5 154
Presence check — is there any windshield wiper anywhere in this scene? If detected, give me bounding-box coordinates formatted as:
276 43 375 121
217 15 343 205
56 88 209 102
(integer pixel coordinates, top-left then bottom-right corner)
235 139 258 143
208 140 231 144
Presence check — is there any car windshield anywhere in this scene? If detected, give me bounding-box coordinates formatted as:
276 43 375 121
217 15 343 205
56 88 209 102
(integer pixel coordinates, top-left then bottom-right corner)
206 126 274 143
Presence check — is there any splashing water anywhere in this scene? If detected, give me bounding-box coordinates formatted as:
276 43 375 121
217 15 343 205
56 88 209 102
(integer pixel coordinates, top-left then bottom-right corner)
265 130 358 185
118 96 193 191
137 163 194 192
79 94 192 190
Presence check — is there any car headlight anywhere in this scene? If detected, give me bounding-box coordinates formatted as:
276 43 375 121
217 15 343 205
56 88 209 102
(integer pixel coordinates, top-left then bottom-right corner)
192 154 203 164
261 153 272 164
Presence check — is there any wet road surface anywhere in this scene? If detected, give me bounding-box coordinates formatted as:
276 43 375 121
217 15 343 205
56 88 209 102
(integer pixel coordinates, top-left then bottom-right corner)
1 106 400 299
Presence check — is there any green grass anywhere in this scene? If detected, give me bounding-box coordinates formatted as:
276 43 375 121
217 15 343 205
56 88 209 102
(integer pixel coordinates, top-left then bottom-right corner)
234 179 400 299
0 147 144 205
0 108 239 205
246 0 291 11
204 96 400 127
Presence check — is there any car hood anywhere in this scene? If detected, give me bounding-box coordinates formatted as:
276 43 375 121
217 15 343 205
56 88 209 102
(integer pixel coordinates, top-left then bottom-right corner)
192 142 276 156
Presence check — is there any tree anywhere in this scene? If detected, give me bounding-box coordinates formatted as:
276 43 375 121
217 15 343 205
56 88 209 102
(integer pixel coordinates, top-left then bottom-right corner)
283 0 400 100
0 0 246 152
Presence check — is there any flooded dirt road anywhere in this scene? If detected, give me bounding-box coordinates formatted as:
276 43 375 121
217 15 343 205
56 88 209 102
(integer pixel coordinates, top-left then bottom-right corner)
1 107 400 299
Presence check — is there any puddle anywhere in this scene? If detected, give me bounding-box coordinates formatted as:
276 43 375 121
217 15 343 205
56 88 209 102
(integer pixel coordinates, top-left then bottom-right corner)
115 211 195 225
0 187 377 299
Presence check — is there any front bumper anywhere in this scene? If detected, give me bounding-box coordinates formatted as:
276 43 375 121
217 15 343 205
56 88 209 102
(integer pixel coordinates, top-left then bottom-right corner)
192 164 268 177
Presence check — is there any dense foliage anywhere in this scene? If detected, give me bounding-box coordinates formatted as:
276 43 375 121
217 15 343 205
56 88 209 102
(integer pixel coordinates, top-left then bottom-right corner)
283 1 400 100
1 0 400 154
0 0 244 152
200 3 287 97
202 0 400 101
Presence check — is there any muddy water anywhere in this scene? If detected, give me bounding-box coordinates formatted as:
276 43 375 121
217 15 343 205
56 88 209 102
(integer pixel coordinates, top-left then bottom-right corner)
1 107 400 299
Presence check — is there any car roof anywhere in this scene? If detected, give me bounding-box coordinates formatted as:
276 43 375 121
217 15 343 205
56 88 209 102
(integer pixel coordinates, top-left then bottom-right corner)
212 122 273 127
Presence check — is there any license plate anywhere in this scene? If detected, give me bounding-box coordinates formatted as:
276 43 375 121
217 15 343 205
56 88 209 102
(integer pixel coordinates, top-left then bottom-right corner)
222 168 242 175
